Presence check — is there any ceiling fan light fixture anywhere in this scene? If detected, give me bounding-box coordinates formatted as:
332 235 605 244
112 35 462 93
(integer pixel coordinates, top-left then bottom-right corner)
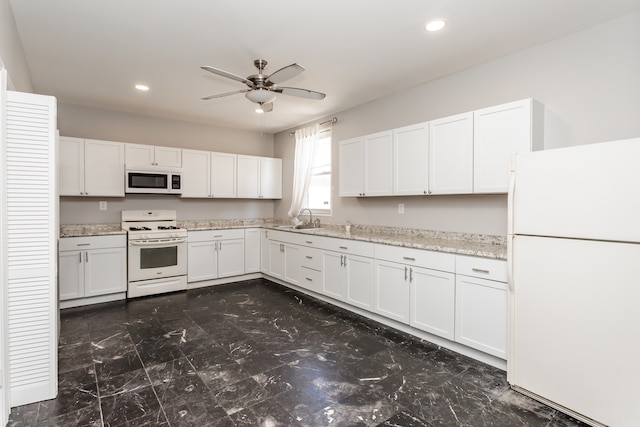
245 88 276 104
255 106 264 113
425 19 446 32
134 84 150 91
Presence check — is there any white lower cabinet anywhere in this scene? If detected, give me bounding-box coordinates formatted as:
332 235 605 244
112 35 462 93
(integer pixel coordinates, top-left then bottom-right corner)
244 228 261 273
323 251 374 311
267 240 301 285
374 260 410 324
454 255 508 358
187 230 245 282
410 267 456 340
59 235 127 302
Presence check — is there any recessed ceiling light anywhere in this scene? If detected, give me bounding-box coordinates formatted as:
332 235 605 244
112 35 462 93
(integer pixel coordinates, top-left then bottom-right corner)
134 84 150 91
425 19 446 32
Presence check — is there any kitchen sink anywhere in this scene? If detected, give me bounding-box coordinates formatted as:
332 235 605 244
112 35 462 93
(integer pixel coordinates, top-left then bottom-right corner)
275 224 323 231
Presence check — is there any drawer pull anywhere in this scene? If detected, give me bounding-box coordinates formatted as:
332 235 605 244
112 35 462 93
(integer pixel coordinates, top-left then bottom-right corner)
305 277 313 281
76 243 91 246
403 256 416 261
214 235 223 238
305 256 313 259
339 246 348 250
472 268 490 274
305 240 313 244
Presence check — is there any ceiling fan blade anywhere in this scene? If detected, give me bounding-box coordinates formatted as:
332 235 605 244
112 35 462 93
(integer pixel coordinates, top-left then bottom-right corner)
275 87 326 100
201 89 250 100
266 63 305 85
201 65 254 86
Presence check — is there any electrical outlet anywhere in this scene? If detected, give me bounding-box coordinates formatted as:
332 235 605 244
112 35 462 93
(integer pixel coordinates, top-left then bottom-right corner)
99 201 107 211
398 203 405 214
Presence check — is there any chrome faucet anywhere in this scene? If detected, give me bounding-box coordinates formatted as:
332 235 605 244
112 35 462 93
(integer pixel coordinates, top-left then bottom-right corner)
300 208 313 226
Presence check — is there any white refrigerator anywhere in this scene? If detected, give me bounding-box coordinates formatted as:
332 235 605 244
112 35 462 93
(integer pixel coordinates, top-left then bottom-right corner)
507 138 640 427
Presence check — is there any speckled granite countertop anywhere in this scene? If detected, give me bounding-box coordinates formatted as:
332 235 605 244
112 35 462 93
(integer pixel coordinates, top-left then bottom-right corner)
59 223 126 237
263 223 507 260
60 219 506 260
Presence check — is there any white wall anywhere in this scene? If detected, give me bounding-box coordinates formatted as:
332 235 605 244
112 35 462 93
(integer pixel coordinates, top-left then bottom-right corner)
274 12 640 236
0 0 32 91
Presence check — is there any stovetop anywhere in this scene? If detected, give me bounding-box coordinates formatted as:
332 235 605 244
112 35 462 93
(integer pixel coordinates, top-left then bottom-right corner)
122 210 187 239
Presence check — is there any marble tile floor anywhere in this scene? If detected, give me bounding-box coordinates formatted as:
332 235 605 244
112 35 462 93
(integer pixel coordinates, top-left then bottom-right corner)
8 279 586 427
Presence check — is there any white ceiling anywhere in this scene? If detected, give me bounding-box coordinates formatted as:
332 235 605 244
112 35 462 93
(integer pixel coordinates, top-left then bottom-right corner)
9 0 640 134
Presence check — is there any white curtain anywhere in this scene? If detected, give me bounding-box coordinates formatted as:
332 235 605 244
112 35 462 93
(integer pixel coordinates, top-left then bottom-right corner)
288 124 320 219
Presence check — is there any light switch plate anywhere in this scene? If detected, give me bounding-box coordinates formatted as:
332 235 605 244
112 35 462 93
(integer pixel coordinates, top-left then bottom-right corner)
99 201 107 211
398 203 404 214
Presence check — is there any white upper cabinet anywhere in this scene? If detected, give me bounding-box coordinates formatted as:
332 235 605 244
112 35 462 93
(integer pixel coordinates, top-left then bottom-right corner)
364 131 393 196
473 98 543 193
211 152 238 198
181 149 237 198
237 155 282 199
59 136 125 197
125 143 182 168
237 155 260 198
429 112 474 194
393 122 429 196
339 131 393 197
339 98 543 197
338 137 365 197
259 157 282 199
181 149 211 197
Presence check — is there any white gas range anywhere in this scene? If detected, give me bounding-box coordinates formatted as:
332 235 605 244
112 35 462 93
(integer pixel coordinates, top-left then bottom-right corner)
122 210 187 298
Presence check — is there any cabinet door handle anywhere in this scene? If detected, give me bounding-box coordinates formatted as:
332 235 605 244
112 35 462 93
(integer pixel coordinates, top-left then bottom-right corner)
402 256 415 261
404 266 408 281
343 255 347 267
85 252 89 263
219 241 222 251
472 268 490 274
79 253 82 263
409 267 414 282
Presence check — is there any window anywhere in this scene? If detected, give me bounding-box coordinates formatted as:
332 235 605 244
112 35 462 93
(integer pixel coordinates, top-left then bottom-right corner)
303 132 332 215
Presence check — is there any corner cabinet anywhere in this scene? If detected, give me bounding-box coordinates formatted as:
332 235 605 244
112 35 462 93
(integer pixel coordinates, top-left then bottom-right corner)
59 136 125 197
58 235 127 307
237 155 282 199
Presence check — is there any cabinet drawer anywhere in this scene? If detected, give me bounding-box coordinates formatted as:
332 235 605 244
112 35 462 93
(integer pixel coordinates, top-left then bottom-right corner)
374 244 455 272
60 235 125 251
188 228 244 242
321 238 374 257
300 247 322 271
300 266 323 292
456 255 507 282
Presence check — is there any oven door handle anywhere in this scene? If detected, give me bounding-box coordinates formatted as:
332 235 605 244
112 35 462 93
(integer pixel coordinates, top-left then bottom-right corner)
129 237 187 246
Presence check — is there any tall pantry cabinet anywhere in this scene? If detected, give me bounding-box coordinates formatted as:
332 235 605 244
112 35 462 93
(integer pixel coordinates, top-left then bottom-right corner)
1 78 58 417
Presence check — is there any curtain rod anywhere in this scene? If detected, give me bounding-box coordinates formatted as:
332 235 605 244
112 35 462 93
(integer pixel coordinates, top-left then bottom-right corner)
289 117 337 136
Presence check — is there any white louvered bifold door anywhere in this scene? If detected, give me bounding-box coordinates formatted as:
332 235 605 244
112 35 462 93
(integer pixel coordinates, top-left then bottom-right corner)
4 90 58 406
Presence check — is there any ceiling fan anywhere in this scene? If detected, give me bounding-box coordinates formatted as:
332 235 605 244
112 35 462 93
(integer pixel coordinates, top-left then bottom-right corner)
201 59 326 112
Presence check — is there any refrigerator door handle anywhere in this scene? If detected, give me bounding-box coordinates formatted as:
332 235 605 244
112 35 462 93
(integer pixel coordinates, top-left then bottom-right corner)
507 154 517 235
507 234 514 293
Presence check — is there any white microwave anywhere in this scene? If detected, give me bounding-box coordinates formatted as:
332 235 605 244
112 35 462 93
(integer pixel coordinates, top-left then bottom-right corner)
125 169 182 194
